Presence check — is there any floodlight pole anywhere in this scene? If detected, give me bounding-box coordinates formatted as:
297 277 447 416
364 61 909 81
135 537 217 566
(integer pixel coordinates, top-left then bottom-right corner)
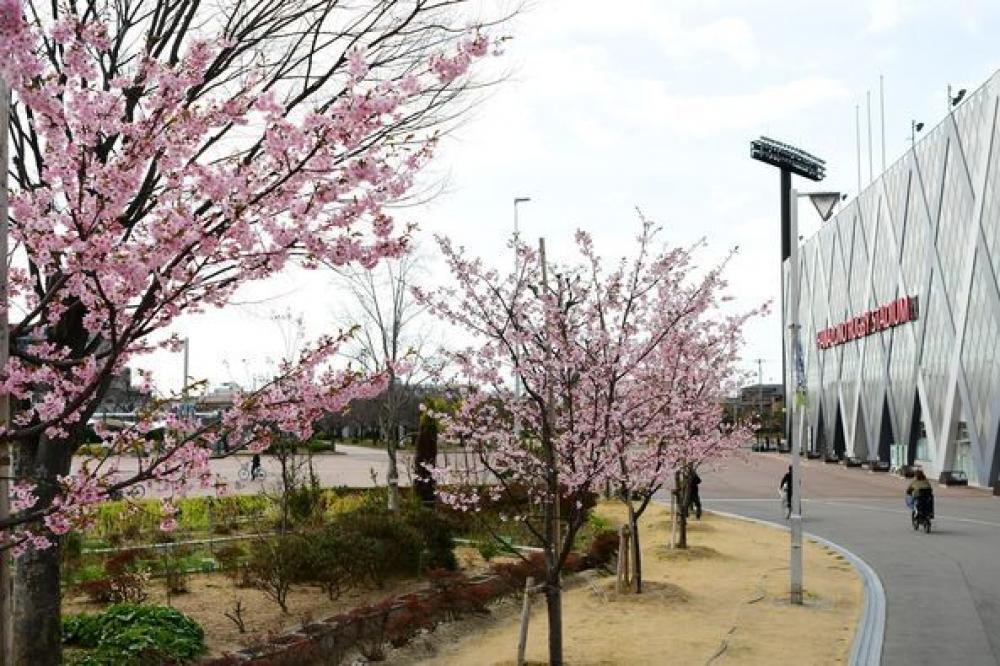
750 137 824 458
779 169 791 451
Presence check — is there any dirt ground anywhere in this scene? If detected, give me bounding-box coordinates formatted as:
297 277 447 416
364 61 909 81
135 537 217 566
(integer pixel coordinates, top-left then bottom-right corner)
412 504 862 666
62 566 444 657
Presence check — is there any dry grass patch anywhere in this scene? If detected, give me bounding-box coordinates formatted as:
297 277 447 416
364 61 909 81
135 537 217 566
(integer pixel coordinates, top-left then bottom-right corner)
415 503 862 666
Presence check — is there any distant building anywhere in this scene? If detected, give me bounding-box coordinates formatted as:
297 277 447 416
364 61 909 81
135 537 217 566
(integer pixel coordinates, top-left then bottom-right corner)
94 368 152 415
195 382 242 411
723 383 785 445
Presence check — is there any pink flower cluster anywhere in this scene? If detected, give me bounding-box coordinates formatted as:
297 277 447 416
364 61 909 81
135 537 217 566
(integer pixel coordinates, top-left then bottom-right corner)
419 219 765 531
0 1 493 553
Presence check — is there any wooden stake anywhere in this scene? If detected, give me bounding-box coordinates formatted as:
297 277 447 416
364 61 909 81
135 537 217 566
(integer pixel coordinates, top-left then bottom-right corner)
516 576 534 666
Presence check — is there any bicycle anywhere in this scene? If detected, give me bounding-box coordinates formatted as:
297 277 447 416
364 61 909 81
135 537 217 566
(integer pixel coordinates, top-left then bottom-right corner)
108 483 146 500
238 462 266 482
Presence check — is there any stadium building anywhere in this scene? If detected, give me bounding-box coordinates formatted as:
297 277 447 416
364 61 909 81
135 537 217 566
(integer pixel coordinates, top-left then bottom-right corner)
793 70 1000 489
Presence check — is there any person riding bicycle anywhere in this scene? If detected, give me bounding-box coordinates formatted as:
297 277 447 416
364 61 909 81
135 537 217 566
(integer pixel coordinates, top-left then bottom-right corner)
906 470 934 520
250 453 262 480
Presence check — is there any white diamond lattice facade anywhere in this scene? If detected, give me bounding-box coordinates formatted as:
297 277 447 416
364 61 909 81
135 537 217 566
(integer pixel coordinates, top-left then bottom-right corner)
791 70 1000 489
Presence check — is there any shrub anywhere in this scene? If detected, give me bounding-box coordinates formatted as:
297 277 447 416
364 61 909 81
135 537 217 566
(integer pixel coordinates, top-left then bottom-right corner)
63 604 205 665
476 539 500 562
403 507 458 571
159 551 191 597
287 486 323 525
214 543 246 573
78 551 150 604
303 529 355 600
333 511 424 586
246 536 309 613
586 529 620 567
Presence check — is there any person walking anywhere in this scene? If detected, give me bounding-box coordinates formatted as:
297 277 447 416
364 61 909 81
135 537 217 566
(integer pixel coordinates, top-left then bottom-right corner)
779 465 793 519
689 469 703 520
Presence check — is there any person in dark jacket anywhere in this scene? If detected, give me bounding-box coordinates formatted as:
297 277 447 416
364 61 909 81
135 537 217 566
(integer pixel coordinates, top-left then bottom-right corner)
689 470 703 520
250 453 262 480
906 469 934 519
779 465 793 518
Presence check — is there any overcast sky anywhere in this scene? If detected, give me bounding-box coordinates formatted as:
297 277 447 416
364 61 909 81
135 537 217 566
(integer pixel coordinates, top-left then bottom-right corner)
140 0 1000 397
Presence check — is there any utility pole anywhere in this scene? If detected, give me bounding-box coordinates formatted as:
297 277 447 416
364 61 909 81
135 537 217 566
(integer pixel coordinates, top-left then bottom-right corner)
0 74 13 666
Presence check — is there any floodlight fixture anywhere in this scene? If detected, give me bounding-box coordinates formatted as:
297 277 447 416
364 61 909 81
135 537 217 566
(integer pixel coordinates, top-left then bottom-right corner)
952 88 967 106
750 136 826 182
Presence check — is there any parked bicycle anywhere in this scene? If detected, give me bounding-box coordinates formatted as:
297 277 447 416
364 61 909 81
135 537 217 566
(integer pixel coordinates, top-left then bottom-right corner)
108 483 146 500
237 462 266 481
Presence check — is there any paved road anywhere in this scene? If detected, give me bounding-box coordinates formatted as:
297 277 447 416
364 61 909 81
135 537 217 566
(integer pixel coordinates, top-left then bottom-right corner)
702 452 1000 666
71 444 478 496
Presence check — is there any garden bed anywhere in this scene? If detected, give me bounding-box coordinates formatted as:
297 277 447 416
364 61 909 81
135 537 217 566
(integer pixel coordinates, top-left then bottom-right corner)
64 571 428 658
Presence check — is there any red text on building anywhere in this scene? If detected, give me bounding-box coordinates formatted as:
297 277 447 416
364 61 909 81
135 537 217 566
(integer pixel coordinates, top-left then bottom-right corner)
816 296 919 350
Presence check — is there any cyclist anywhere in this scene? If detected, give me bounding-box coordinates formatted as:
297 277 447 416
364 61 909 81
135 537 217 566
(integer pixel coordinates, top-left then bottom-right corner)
905 469 934 522
250 453 262 480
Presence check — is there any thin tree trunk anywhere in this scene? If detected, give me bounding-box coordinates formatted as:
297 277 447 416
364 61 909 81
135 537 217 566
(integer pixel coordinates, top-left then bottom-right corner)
13 433 73 665
628 502 642 593
676 469 690 550
544 574 563 666
386 428 400 513
279 449 290 533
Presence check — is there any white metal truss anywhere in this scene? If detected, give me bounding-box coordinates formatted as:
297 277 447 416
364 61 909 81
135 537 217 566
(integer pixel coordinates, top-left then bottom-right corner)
796 71 1000 488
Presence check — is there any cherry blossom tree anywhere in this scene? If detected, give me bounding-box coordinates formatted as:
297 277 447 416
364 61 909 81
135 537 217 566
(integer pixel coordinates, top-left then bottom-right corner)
0 0 500 660
608 301 760 591
418 219 747 664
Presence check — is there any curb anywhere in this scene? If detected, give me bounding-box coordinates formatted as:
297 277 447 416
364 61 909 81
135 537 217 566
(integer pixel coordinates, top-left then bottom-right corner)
706 509 885 666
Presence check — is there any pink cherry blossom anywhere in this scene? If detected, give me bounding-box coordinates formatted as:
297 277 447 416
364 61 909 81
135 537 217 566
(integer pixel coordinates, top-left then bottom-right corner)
0 3 493 554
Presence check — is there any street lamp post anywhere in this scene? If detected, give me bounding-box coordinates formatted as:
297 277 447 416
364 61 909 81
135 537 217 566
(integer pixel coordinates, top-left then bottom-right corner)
785 186 841 605
788 186 804 605
512 197 530 438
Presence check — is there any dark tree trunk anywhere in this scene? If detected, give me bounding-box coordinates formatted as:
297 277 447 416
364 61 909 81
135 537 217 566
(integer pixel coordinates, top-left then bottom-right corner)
628 501 642 593
413 412 437 506
278 447 290 533
386 432 400 513
676 469 690 550
13 433 74 666
544 574 563 666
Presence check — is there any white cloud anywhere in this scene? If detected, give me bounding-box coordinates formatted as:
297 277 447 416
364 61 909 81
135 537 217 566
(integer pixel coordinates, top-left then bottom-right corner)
867 0 913 32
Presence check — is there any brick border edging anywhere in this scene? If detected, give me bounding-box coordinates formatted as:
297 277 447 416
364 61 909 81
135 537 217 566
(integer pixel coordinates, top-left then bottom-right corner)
199 555 602 665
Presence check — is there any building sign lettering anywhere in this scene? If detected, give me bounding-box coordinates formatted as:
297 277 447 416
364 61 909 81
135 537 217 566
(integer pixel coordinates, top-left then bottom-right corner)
816 296 919 350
